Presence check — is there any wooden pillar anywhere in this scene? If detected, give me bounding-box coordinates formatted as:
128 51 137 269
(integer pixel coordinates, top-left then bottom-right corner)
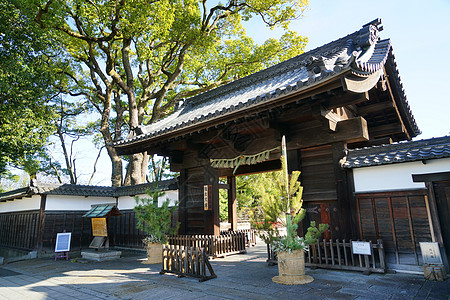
227 176 237 231
178 169 188 234
35 194 47 251
332 142 353 239
204 165 220 235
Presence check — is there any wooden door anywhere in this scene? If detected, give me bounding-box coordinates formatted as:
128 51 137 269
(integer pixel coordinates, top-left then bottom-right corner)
433 181 450 260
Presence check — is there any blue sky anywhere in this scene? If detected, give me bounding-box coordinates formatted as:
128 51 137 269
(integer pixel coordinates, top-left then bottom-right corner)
52 0 450 186
247 0 450 139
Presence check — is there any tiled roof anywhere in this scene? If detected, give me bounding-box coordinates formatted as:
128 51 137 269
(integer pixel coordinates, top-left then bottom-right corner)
114 19 419 150
342 136 450 168
0 178 178 202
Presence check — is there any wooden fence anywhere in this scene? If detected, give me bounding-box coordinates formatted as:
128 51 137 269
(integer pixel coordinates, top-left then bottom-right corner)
307 239 386 274
267 239 386 274
220 229 256 247
168 230 249 258
0 211 39 250
160 245 216 282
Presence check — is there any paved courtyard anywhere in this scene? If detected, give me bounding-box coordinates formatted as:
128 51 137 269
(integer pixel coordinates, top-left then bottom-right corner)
0 243 449 299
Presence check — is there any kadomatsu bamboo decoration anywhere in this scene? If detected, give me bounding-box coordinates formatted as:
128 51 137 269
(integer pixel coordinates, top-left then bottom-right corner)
250 136 328 284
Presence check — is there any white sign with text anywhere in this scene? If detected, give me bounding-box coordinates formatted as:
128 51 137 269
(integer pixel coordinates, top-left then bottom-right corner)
351 241 372 255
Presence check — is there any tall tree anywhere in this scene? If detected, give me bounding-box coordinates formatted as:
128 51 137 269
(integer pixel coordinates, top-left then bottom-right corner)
24 0 308 186
0 0 61 176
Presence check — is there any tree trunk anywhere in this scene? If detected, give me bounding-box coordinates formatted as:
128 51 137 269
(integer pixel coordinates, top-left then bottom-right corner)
124 152 148 185
105 144 123 187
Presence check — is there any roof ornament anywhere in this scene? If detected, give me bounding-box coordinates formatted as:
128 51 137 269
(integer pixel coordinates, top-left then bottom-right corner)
355 18 383 49
305 56 325 76
126 125 144 139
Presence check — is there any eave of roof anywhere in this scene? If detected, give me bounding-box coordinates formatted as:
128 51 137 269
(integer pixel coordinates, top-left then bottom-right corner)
114 19 418 152
343 136 450 169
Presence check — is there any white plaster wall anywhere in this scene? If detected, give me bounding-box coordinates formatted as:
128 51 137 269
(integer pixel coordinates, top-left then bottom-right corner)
353 157 450 193
45 195 116 211
0 195 41 213
118 190 178 210
1 189 179 213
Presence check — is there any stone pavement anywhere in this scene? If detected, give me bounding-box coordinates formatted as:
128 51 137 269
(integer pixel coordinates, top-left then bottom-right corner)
0 243 449 300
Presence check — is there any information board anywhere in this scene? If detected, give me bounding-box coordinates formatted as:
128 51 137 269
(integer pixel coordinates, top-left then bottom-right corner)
55 232 72 253
91 217 108 237
351 241 372 255
420 242 443 265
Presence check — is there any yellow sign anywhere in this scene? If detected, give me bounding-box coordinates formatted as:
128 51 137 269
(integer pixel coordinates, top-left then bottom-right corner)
91 218 107 237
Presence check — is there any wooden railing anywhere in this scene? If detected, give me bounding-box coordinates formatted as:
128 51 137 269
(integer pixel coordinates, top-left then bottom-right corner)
307 239 386 274
223 229 256 247
168 230 250 258
160 245 216 282
215 231 246 257
266 239 386 274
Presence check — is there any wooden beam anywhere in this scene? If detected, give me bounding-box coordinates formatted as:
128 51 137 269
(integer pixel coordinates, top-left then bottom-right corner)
357 101 394 115
368 123 403 138
218 159 282 177
324 91 369 109
412 172 450 183
291 117 369 149
348 137 393 149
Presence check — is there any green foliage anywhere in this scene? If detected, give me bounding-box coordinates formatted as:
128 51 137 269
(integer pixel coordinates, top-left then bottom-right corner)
250 156 328 253
134 184 179 244
0 0 61 175
218 174 270 222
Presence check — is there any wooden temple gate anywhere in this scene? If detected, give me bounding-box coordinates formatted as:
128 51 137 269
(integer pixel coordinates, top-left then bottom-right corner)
113 20 419 248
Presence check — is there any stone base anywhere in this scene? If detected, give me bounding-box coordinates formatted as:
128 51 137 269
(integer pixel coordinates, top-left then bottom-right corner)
272 274 314 285
423 265 447 281
81 250 122 262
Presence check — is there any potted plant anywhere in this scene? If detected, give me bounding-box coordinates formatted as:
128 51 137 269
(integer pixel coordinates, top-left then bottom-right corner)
135 183 179 264
251 142 327 285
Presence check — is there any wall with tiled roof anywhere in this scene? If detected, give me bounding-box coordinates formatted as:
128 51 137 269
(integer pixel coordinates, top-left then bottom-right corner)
0 178 179 213
353 157 450 193
344 136 450 193
343 136 450 168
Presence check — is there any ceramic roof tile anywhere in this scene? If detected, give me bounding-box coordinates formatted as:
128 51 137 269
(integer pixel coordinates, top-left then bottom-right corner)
343 136 450 168
114 19 418 149
0 178 178 202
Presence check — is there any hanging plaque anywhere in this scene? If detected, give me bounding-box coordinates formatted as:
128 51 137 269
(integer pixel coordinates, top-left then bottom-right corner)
55 232 72 253
91 217 108 237
204 185 212 211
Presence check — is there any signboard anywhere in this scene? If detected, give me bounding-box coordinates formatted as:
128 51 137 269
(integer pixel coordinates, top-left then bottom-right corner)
92 217 108 237
55 232 72 253
204 185 212 211
351 241 372 255
420 242 443 265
